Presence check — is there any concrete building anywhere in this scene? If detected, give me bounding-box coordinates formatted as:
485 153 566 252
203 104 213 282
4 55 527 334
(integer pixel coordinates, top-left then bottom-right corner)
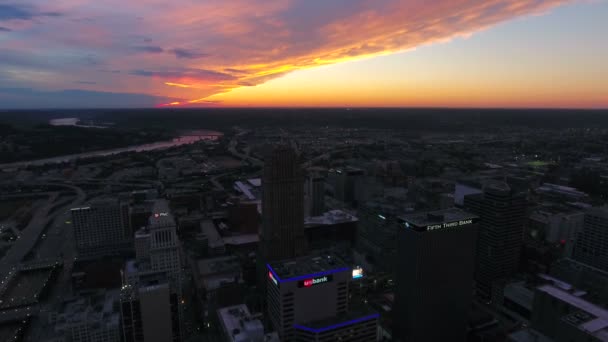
71 199 132 259
333 167 365 206
572 207 608 272
531 275 608 341
527 206 584 256
304 210 358 249
464 182 527 301
217 305 279 342
266 254 352 341
536 183 590 203
394 208 478 342
194 256 244 324
52 290 121 342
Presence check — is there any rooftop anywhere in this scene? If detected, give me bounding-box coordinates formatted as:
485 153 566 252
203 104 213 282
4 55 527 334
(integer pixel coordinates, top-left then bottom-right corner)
305 210 358 227
218 304 279 342
398 208 477 232
538 281 608 341
267 253 350 282
223 234 259 246
197 256 242 277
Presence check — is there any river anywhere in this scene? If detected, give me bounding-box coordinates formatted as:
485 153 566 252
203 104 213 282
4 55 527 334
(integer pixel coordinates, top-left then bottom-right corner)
0 129 223 170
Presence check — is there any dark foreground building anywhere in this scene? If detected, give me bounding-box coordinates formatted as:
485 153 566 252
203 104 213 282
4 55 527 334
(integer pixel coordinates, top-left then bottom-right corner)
394 208 478 342
464 182 527 301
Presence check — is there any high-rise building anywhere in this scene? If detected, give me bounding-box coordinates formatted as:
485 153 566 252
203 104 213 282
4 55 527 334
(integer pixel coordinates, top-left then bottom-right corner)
120 283 181 342
394 208 478 342
258 146 307 287
333 167 364 206
464 182 527 301
266 253 378 341
572 207 608 272
306 174 325 217
71 198 132 259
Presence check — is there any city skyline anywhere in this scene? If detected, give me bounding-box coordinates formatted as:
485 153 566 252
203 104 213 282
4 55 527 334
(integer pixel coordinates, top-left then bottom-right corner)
1 1 606 109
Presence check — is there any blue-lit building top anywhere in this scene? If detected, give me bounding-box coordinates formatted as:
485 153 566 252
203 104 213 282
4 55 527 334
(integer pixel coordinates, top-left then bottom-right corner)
267 253 350 282
294 308 380 341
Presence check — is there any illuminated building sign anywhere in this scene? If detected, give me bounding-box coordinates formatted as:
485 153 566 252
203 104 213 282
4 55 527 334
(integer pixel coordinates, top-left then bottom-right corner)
352 267 364 279
425 219 473 231
298 275 333 288
268 271 279 286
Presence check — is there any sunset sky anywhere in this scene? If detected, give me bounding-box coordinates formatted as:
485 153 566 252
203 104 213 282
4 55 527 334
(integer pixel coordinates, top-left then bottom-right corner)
0 0 606 108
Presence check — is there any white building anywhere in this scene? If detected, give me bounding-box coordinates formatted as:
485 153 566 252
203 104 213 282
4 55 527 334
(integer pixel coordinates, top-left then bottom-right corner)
217 304 279 342
52 290 121 342
572 207 608 272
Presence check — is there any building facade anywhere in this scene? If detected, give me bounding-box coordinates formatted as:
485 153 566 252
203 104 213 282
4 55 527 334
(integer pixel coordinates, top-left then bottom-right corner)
266 254 351 341
572 207 608 272
260 145 307 262
71 199 132 259
120 283 181 342
394 208 478 342
464 182 527 301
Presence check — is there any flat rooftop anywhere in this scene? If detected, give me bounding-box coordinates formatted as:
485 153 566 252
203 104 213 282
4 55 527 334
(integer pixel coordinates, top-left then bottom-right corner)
538 283 608 341
267 253 350 282
305 210 358 227
197 256 241 276
398 208 477 232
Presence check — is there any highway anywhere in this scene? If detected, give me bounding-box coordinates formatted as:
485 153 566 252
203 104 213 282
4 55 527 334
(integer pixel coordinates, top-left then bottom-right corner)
0 182 84 276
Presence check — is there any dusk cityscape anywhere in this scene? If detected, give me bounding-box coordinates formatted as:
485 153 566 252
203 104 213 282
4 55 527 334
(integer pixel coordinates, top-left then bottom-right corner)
1 1 608 342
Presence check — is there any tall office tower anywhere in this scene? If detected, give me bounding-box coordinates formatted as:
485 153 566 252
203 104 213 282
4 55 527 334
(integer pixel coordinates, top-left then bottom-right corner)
123 200 183 342
71 198 132 259
394 208 478 342
464 182 527 301
266 253 378 341
121 283 181 342
306 174 326 217
260 145 306 262
334 167 364 206
572 207 608 272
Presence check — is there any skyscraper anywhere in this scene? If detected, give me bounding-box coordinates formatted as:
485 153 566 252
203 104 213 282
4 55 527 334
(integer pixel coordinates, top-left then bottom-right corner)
464 182 527 301
121 283 181 342
259 145 307 262
266 253 378 341
394 208 478 342
572 207 608 272
122 200 183 342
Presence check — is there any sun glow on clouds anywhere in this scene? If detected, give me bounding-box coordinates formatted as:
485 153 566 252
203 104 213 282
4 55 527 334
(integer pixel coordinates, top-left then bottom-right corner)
3 0 600 108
